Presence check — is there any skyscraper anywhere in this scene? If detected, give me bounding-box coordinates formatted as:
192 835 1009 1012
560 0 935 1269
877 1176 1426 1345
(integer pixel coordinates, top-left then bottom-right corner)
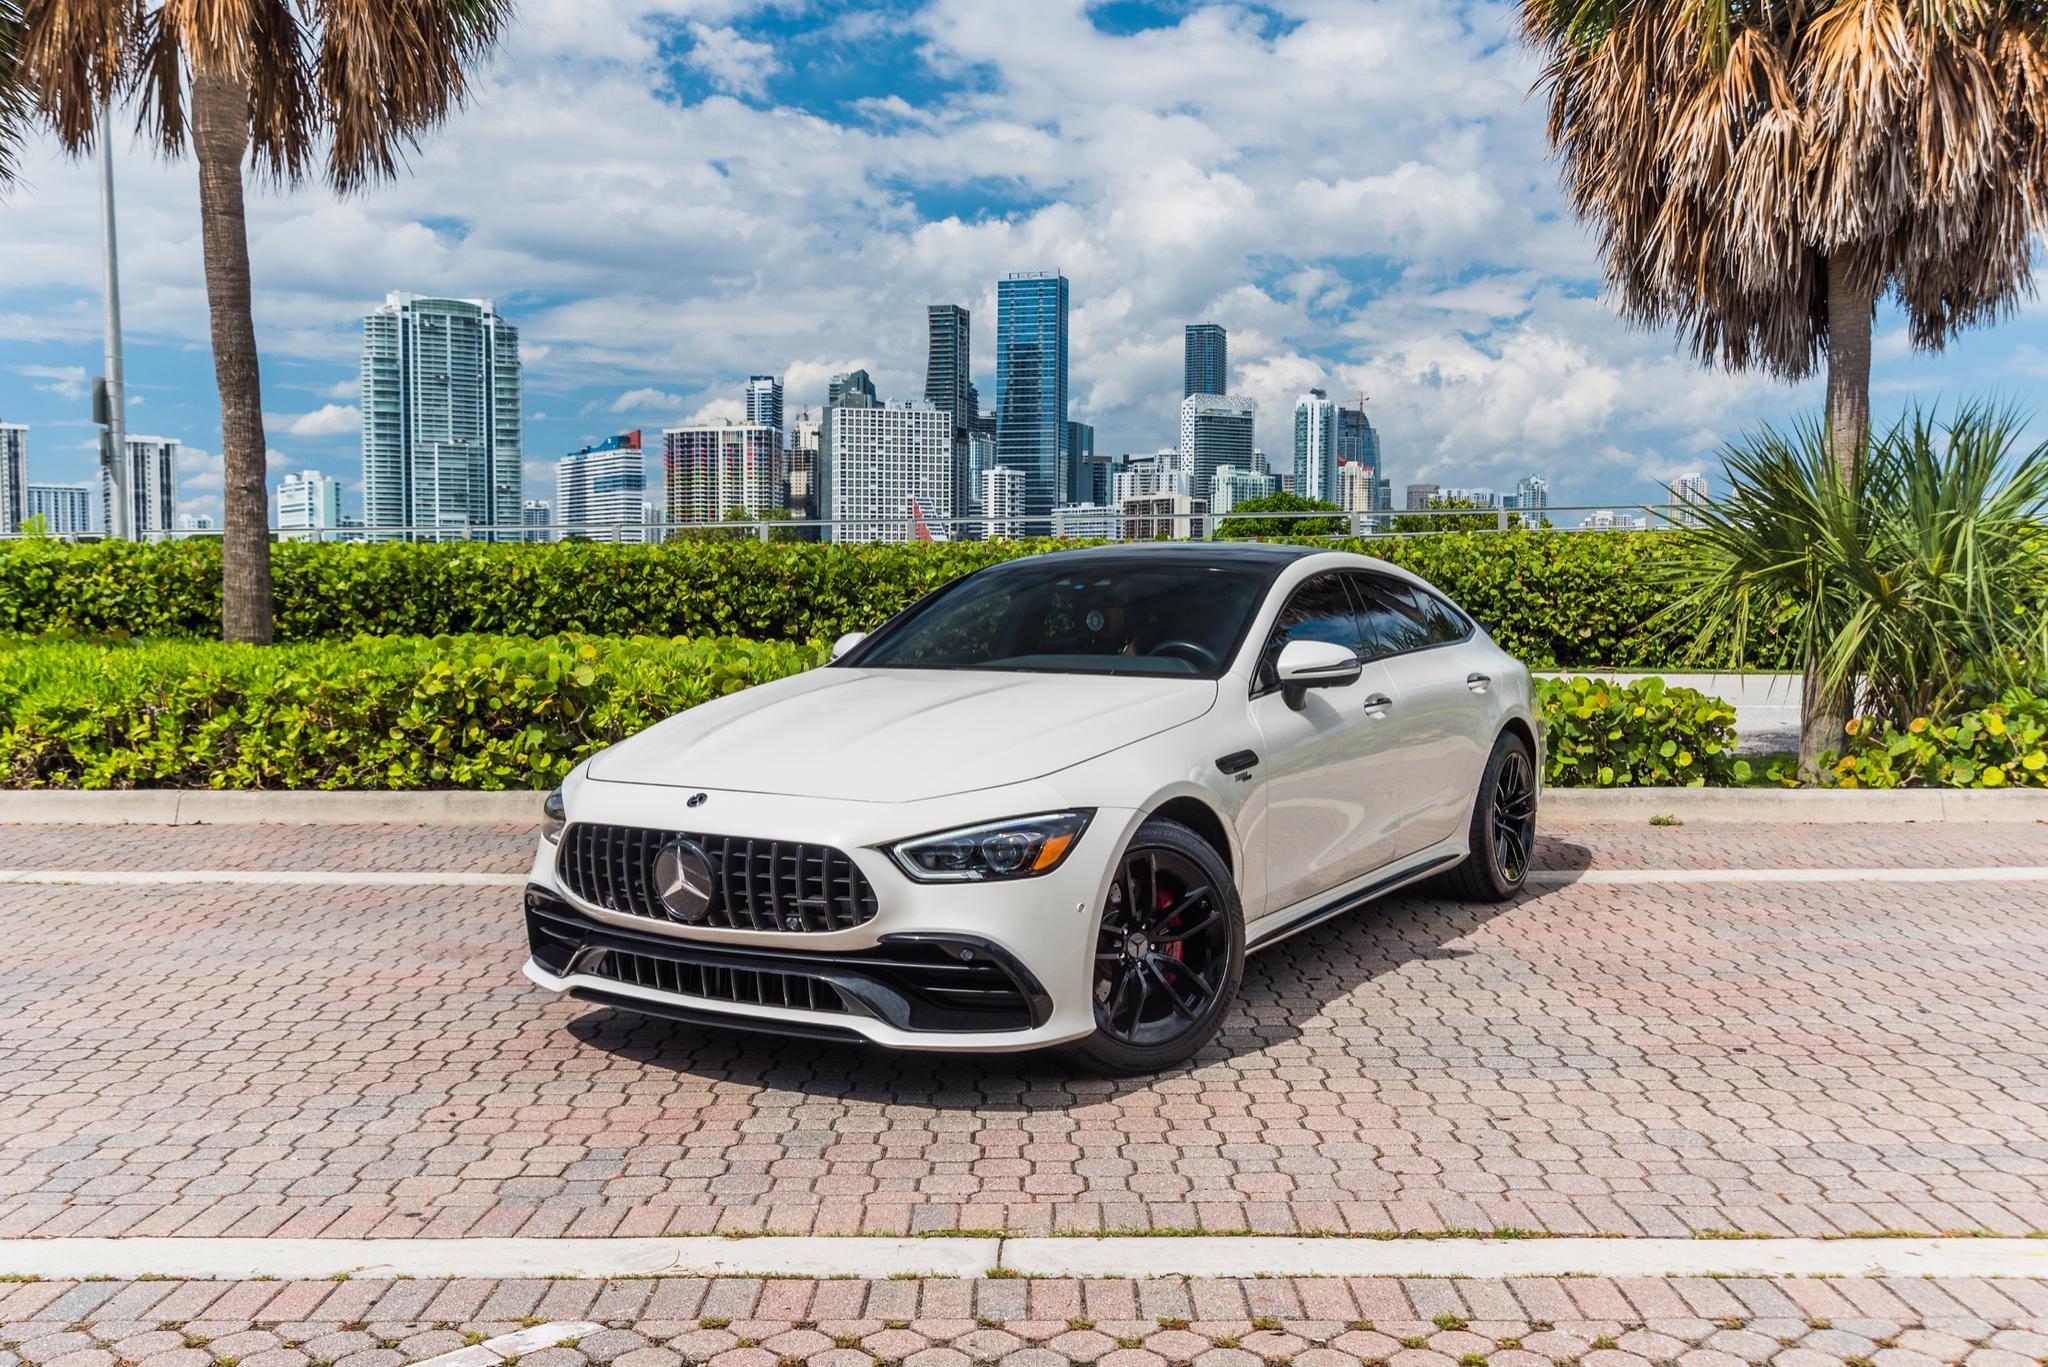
522 499 554 543
1335 401 1381 502
1405 482 1440 510
0 423 24 535
1063 420 1096 505
996 271 1069 527
1179 394 1255 507
559 430 649 541
1184 323 1227 398
27 484 92 536
1294 390 1338 504
982 465 1025 540
276 469 343 532
1671 471 1709 527
925 305 978 524
360 293 523 540
827 369 877 407
1515 474 1551 515
818 397 951 543
787 412 821 529
662 421 783 527
744 376 784 435
104 435 177 536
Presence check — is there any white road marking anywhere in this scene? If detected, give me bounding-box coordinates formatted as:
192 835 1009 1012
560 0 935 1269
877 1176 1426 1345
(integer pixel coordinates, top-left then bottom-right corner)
1527 866 2048 885
3 866 2046 889
2 1234 2047 1281
0 869 530 887
412 1324 602 1367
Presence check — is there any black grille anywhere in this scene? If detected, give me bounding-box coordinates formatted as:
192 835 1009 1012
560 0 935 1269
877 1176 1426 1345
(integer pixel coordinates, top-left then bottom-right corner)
526 889 1047 1033
556 823 879 932
591 945 846 1014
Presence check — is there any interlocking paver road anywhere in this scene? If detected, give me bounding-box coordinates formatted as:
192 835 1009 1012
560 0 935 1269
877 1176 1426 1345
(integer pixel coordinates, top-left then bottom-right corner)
3 821 2048 1239
5 1274 2048 1367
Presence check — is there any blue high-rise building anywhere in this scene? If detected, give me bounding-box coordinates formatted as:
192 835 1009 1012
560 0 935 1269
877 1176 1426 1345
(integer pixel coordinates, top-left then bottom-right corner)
996 271 1069 526
1184 323 1228 398
1064 420 1095 505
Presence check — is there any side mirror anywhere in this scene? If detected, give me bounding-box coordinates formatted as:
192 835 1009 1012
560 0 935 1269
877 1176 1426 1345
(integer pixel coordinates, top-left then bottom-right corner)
830 631 868 662
1275 638 1361 708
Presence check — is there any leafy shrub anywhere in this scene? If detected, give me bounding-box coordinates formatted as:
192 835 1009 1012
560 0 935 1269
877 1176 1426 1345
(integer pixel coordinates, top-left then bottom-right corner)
0 634 823 790
0 532 1804 670
1213 492 1346 539
1822 690 2048 788
1535 675 1749 787
1654 404 2048 729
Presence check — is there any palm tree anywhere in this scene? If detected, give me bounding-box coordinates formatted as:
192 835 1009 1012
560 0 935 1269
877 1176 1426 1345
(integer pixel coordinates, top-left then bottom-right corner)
8 0 511 643
1522 0 2048 768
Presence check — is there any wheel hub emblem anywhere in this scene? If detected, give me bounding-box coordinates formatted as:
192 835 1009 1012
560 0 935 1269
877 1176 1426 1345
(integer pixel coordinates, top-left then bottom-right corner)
652 838 717 924
1124 933 1150 959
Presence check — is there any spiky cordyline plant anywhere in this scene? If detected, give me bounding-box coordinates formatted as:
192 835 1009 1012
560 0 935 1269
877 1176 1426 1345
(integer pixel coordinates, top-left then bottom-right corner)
1657 403 2048 740
4 0 511 644
1522 1 2048 475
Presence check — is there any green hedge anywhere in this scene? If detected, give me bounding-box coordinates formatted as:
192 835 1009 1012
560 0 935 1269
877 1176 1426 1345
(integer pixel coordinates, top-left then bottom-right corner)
0 634 824 790
4 634 1754 791
1822 690 2048 788
0 533 1802 670
1536 675 1749 787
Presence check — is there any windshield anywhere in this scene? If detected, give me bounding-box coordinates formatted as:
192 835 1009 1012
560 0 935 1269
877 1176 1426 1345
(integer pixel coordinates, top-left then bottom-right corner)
844 556 1273 678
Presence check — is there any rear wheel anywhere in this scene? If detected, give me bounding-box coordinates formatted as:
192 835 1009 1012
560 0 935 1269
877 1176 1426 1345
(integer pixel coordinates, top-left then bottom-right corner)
1066 818 1244 1075
1437 730 1538 902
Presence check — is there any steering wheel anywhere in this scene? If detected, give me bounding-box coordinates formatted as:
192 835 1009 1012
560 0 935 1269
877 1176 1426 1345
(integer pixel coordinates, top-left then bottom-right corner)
1147 639 1221 672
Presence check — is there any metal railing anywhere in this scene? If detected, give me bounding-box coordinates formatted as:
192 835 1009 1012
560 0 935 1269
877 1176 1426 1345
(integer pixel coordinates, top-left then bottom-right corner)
11 503 1706 545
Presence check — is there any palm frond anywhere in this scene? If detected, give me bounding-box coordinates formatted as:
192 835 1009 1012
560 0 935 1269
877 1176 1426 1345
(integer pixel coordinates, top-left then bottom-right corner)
1655 403 2048 724
1522 0 2048 377
0 0 26 186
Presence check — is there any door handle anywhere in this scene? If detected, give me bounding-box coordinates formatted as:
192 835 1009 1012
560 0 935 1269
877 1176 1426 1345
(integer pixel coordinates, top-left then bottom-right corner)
1362 693 1393 715
1467 673 1491 693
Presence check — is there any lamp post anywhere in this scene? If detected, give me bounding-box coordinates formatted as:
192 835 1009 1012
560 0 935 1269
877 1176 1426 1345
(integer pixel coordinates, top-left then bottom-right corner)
97 102 131 541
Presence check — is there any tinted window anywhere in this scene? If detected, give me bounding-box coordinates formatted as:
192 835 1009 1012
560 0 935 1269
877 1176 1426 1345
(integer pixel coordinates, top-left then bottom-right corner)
1350 574 1470 658
847 558 1271 678
1255 574 1364 690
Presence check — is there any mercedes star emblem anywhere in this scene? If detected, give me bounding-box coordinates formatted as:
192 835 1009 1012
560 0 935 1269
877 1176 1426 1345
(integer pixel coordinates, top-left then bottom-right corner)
652 838 716 923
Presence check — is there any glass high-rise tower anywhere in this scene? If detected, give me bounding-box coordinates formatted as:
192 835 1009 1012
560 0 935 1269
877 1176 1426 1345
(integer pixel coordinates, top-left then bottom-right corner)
996 272 1069 526
1184 323 1227 398
744 376 784 434
925 305 978 527
361 292 523 541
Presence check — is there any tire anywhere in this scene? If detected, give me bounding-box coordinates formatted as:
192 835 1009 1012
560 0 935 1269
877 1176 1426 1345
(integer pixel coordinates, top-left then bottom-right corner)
1436 729 1539 903
1065 817 1245 1076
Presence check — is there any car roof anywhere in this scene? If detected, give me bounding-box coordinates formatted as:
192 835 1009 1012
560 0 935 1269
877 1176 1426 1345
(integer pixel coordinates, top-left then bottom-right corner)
999 541 1329 569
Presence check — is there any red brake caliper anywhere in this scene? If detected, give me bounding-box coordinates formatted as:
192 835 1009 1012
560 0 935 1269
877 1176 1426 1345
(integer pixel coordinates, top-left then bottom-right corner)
1157 889 1186 961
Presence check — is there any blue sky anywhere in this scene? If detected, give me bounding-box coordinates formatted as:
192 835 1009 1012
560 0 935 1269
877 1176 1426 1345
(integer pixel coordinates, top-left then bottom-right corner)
2 0 2043 525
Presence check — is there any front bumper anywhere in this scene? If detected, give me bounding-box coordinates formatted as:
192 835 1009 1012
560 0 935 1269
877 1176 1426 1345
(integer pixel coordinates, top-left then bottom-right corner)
522 776 1129 1051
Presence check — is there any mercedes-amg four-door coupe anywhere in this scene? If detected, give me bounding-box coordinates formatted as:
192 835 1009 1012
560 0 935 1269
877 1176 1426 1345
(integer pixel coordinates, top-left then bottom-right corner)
521 543 1539 1073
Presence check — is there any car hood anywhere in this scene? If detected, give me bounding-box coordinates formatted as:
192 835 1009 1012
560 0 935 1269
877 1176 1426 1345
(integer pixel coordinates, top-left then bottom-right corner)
585 666 1218 802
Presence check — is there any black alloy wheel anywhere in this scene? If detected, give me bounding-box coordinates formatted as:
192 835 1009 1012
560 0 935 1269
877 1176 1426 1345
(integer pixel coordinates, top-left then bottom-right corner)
1068 818 1244 1074
1438 730 1539 903
1491 746 1537 883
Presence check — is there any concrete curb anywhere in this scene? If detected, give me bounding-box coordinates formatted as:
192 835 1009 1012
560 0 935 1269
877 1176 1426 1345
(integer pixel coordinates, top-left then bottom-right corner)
3 786 2046 825
3 1234 2047 1282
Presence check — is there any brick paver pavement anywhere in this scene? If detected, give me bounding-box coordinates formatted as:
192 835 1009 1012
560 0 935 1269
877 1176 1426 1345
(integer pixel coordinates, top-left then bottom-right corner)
3 822 2047 1239
5 1275 2048 1367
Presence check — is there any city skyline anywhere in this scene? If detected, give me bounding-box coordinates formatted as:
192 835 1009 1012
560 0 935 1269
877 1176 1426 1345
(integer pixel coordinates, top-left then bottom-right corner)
6 1 2026 529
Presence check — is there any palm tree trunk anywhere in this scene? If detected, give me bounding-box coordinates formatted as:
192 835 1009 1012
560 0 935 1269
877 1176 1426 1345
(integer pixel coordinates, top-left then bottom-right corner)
1796 255 1877 778
1826 254 1874 482
191 68 273 645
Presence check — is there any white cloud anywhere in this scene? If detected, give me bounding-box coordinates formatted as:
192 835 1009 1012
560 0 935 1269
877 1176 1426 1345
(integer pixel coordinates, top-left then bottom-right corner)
17 363 88 399
603 387 691 415
682 23 780 100
271 403 360 437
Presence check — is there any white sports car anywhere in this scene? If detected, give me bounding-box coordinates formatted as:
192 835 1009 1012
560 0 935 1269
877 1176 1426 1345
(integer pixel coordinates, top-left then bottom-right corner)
522 543 1540 1073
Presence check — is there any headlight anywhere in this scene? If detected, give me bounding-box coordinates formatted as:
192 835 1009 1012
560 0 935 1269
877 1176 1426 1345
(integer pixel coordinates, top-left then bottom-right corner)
886 811 1094 883
541 789 567 844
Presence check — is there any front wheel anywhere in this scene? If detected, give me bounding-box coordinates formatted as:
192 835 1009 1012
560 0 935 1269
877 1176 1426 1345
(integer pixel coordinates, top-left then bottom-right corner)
1437 730 1538 903
1065 818 1244 1075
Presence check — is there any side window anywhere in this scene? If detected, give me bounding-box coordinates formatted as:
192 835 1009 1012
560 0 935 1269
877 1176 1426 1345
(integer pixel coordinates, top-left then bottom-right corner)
1255 574 1364 692
1349 574 1470 657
